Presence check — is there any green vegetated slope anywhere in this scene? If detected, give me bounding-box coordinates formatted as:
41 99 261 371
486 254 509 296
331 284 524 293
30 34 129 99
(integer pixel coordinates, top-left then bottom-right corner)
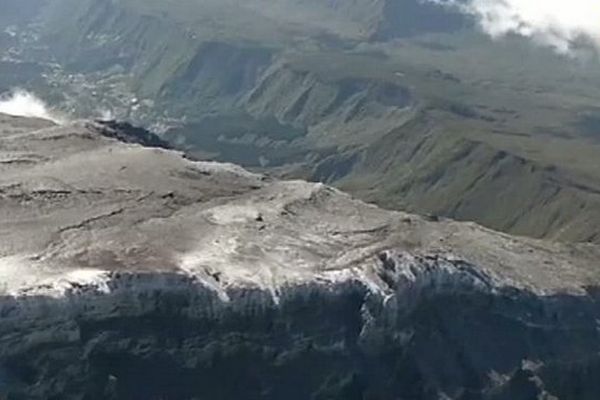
8 0 600 243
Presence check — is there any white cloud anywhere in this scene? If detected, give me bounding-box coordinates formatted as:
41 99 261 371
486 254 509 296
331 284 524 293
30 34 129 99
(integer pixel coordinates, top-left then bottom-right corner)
431 0 600 54
0 89 64 123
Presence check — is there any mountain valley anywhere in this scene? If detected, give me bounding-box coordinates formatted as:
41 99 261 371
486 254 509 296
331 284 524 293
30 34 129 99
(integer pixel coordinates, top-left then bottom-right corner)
3 0 600 243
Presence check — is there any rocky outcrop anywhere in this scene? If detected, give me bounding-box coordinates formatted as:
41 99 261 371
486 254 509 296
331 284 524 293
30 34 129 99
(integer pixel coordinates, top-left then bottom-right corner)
1 256 599 399
1 113 600 399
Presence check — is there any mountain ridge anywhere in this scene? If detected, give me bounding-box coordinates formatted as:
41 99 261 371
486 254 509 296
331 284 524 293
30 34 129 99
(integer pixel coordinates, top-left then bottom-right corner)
0 112 600 399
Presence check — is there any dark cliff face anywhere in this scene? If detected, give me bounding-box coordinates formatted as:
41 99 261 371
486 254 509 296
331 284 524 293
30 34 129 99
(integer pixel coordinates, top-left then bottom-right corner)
1 273 599 400
91 120 173 149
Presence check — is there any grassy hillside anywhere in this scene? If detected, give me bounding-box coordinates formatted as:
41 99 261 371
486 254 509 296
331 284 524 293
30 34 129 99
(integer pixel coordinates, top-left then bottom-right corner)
340 111 600 243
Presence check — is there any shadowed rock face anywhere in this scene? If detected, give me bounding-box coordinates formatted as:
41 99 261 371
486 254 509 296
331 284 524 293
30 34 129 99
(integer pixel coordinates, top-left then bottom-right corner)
1 113 600 399
3 274 600 400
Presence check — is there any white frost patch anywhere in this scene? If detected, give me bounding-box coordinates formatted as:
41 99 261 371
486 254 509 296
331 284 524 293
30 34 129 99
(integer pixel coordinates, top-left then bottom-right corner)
30 269 112 298
65 269 111 292
178 237 240 302
206 204 262 225
96 108 115 121
0 256 111 298
0 89 65 124
0 256 38 295
192 160 263 180
177 233 323 303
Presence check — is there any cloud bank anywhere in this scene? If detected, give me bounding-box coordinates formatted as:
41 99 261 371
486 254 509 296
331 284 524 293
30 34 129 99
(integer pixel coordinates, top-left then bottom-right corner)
0 90 63 123
432 0 600 54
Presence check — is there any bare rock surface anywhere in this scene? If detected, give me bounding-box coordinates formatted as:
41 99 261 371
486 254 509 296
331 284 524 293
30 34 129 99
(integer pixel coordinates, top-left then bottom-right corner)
1 113 599 297
1 113 600 399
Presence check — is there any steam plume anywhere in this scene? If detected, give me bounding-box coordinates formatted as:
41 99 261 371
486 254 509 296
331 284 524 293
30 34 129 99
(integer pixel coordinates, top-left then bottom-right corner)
431 0 600 54
0 90 64 123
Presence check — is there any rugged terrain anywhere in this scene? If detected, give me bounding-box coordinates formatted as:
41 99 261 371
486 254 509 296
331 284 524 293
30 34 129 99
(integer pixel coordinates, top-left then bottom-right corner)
1 0 600 244
1 113 600 399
